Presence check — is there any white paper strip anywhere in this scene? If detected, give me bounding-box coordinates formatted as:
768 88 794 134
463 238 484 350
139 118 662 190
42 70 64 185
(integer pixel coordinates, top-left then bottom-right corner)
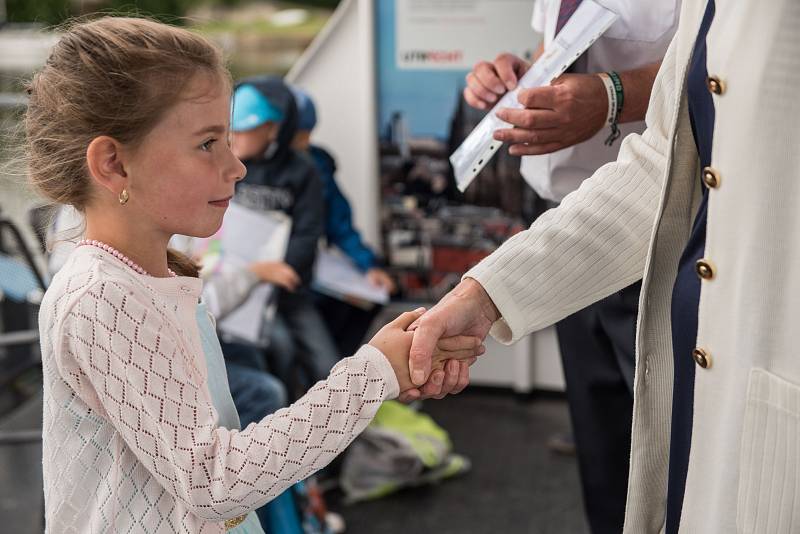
450 0 619 192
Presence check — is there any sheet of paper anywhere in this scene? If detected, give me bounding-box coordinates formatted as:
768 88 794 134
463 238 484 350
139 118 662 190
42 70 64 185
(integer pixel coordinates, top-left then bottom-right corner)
450 0 619 191
220 202 292 265
180 202 292 346
217 283 274 344
312 248 389 305
217 204 290 345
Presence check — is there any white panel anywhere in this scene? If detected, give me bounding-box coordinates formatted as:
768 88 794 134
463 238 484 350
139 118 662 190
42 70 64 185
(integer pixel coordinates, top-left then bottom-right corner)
288 2 566 393
287 0 381 250
395 0 536 70
469 327 565 393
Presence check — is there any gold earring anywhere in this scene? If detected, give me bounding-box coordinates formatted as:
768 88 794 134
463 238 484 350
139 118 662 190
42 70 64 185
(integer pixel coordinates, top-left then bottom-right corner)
118 189 129 205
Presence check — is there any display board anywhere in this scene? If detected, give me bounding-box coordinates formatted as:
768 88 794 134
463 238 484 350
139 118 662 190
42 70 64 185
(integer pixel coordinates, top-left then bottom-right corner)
376 0 543 300
289 0 564 392
395 0 537 71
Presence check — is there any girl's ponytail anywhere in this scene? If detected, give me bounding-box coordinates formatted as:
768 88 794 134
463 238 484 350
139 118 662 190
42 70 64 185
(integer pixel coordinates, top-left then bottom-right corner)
167 248 200 278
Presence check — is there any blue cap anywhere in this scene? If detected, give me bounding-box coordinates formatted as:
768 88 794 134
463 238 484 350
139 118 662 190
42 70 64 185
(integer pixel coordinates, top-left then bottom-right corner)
231 84 284 132
290 86 317 132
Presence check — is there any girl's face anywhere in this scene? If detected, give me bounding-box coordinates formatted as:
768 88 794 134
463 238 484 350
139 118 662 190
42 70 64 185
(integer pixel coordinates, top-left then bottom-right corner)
124 75 247 239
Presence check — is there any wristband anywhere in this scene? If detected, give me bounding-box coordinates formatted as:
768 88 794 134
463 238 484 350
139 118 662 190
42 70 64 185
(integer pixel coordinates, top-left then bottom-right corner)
598 71 624 146
597 73 617 127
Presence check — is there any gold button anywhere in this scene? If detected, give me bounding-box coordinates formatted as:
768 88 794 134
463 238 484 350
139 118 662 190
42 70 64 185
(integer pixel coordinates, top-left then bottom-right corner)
702 167 721 189
695 259 716 280
693 348 712 369
706 75 725 95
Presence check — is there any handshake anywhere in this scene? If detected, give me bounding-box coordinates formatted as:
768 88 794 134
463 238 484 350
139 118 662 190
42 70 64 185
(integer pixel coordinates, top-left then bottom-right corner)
368 278 501 402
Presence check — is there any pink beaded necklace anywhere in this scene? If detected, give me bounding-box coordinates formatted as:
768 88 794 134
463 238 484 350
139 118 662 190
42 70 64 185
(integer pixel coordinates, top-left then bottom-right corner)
78 239 177 277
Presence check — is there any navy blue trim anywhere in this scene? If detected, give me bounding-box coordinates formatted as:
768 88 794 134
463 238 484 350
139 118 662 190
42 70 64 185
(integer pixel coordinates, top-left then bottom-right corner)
665 1 716 532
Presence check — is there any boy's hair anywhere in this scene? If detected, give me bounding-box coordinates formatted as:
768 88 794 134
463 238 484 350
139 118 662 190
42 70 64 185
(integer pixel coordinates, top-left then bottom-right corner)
23 16 227 277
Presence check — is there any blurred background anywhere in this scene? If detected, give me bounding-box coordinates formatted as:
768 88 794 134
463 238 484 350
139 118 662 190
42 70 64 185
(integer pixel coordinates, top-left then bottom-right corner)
0 1 585 532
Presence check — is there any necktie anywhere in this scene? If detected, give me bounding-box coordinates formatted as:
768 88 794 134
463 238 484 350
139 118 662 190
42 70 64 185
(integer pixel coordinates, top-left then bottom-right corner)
555 0 584 34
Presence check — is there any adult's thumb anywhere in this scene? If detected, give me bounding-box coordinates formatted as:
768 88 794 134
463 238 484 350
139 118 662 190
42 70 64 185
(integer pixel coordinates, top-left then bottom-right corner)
408 314 444 386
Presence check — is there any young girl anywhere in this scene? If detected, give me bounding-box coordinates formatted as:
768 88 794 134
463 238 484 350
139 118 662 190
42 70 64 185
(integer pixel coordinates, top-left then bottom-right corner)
27 17 481 533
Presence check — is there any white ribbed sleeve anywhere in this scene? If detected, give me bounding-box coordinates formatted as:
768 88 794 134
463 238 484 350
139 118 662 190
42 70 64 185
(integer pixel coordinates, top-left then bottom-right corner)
467 43 679 344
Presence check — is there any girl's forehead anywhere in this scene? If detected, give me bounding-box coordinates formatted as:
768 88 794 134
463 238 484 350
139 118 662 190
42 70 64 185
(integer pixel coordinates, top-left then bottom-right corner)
163 80 231 132
184 73 230 101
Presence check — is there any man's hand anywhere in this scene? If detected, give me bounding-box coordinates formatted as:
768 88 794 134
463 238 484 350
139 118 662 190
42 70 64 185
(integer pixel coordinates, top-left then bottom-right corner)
466 50 660 157
368 308 485 394
396 358 476 403
464 53 531 109
493 73 608 156
408 278 500 393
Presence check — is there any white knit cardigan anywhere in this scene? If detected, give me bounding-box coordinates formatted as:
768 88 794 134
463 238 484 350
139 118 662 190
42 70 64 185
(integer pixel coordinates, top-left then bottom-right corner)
40 245 399 533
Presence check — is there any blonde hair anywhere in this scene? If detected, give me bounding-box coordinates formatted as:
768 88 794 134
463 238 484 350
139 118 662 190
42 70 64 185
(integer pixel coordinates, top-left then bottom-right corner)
23 16 229 277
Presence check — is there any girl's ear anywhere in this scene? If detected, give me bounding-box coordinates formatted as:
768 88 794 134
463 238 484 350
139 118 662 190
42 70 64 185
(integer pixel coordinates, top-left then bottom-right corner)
85 136 128 197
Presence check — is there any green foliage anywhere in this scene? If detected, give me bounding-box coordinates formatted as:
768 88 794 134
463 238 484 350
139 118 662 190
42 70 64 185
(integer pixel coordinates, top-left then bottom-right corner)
204 0 340 7
104 1 195 23
289 0 339 7
6 0 72 25
5 0 196 25
5 0 340 26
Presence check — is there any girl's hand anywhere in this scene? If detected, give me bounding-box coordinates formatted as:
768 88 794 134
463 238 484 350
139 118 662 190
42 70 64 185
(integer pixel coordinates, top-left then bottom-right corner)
369 308 485 393
249 261 301 292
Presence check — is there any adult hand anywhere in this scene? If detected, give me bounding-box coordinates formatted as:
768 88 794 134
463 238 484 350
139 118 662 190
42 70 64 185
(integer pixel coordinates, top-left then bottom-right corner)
396 357 476 403
464 53 531 110
408 278 500 392
493 72 608 156
249 261 301 292
367 268 398 295
369 308 485 394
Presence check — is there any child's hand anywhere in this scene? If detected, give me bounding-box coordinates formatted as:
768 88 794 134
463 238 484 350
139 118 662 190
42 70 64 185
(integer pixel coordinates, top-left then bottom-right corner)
369 308 485 393
249 261 301 292
366 268 398 295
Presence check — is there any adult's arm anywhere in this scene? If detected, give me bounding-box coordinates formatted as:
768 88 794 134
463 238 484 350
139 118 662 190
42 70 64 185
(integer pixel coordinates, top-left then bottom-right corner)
493 61 663 156
410 35 681 382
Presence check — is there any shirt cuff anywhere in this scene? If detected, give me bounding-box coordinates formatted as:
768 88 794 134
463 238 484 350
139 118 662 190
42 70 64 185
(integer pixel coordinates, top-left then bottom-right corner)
464 263 528 345
354 344 400 400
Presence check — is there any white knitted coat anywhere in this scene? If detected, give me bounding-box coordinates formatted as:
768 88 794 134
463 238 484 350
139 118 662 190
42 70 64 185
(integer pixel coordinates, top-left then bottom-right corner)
40 246 399 533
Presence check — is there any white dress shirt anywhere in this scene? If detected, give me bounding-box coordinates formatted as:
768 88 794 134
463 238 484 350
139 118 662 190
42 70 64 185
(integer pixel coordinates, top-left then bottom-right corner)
522 0 680 202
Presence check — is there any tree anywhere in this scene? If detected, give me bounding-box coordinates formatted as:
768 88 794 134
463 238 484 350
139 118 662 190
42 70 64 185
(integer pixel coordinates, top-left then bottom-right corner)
106 0 194 23
6 0 71 25
6 0 340 27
